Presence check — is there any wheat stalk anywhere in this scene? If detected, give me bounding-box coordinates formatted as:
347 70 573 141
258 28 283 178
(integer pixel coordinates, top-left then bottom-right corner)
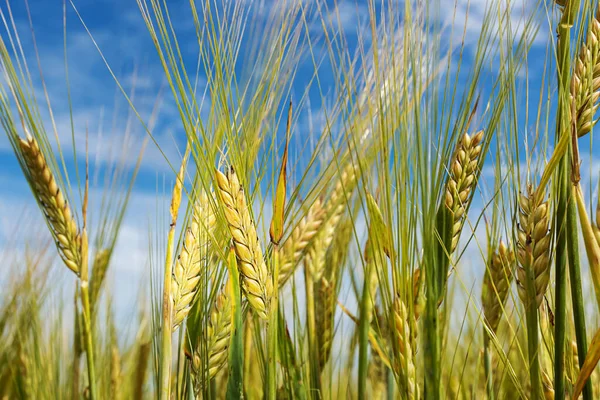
18 134 81 274
215 167 272 320
572 6 600 137
445 130 484 253
516 187 552 307
192 284 232 391
482 240 515 333
279 198 326 285
172 191 216 329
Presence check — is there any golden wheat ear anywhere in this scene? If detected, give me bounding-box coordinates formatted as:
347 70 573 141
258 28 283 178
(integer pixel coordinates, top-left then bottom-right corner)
279 198 326 286
482 240 515 333
171 191 217 330
191 283 232 392
445 130 484 253
391 296 418 399
215 167 272 320
572 6 600 137
516 187 551 308
18 135 81 275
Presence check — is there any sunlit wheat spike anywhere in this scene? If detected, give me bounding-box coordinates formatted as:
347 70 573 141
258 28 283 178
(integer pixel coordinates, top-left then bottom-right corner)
305 166 353 280
572 6 600 137
445 130 484 252
90 248 110 311
19 135 81 274
192 284 232 391
391 296 418 399
215 167 272 319
316 277 335 369
304 208 341 281
516 186 551 308
172 191 216 329
279 198 326 285
481 240 515 333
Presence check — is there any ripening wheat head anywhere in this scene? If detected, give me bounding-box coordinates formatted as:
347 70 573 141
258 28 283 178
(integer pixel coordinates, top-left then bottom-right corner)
172 191 217 329
516 187 551 308
215 167 272 320
192 283 232 391
305 163 356 280
445 130 484 253
572 5 600 137
481 241 515 333
391 296 418 399
279 198 326 285
19 135 81 275
315 277 335 369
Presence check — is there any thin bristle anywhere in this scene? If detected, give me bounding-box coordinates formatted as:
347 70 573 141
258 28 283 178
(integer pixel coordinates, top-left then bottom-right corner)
172 191 216 329
516 187 552 307
215 168 272 320
19 135 81 274
445 130 484 252
481 240 515 333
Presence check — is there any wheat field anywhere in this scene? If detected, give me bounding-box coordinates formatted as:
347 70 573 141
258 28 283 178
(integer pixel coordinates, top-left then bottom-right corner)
2 0 600 399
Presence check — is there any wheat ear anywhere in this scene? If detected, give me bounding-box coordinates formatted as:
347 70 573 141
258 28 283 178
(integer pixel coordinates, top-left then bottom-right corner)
215 167 272 319
315 277 335 369
391 296 418 399
516 187 552 307
482 241 515 333
305 164 355 280
89 249 109 311
192 283 232 390
445 130 484 252
172 191 216 329
19 135 81 274
279 198 326 285
572 6 600 137
542 370 555 400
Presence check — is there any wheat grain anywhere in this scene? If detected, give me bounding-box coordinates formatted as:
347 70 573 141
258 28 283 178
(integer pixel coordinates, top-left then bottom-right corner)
172 191 216 329
215 167 272 319
445 130 484 252
482 240 515 333
19 135 81 274
572 6 600 137
516 187 551 308
542 370 555 400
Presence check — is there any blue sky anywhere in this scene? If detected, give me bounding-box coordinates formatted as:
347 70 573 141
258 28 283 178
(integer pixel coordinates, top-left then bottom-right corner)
3 0 598 324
